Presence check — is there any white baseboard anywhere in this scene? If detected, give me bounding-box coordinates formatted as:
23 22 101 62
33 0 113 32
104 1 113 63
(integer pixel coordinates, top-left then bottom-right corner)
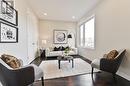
117 71 130 81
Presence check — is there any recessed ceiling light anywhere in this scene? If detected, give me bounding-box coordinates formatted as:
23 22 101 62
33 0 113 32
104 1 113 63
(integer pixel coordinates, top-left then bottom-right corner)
44 13 47 16
72 16 75 19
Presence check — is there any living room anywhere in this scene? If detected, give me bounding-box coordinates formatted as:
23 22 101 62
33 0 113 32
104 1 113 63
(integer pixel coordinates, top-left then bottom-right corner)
0 0 130 86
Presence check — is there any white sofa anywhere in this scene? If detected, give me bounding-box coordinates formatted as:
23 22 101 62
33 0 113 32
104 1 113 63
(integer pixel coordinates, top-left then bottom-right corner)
46 47 78 57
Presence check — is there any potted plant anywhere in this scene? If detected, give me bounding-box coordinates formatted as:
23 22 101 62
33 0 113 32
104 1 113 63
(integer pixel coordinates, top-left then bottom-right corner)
64 47 70 56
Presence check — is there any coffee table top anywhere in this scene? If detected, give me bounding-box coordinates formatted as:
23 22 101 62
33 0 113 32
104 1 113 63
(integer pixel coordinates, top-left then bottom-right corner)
57 56 73 60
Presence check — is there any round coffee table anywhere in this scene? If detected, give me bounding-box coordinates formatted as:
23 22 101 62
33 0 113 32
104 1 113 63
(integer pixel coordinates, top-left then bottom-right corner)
57 56 74 69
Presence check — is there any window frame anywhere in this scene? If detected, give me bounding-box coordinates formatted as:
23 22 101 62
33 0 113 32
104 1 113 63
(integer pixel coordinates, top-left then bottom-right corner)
79 24 85 47
5 0 15 8
79 15 95 49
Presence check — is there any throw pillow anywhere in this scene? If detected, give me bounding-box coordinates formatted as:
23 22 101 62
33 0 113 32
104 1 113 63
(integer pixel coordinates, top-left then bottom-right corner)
61 46 65 51
106 50 118 59
1 54 21 69
53 47 59 51
58 46 62 51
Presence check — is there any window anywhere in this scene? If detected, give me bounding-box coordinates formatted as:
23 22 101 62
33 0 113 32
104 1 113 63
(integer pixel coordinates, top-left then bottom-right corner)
6 0 14 7
79 16 95 49
80 25 84 46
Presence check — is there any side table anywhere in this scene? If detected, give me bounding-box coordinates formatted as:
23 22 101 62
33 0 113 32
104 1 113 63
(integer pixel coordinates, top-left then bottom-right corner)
40 49 46 60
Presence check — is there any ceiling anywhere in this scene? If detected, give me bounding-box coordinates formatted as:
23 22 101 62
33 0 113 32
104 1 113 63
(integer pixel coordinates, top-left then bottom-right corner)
27 0 102 22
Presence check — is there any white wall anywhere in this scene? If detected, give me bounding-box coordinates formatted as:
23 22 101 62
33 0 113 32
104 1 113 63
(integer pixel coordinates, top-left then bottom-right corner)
39 20 77 48
77 0 130 80
0 0 39 65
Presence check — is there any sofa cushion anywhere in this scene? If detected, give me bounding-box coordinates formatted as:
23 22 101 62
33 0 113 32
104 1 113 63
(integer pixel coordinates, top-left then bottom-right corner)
1 54 21 69
46 47 78 57
68 51 75 55
49 51 63 56
106 50 119 59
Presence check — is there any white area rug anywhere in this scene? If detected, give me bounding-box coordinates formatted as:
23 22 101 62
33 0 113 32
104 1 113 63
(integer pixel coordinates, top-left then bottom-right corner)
39 58 98 80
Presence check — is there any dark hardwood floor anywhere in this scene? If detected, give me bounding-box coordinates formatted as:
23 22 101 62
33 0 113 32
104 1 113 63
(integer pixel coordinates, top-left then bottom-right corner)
31 55 130 86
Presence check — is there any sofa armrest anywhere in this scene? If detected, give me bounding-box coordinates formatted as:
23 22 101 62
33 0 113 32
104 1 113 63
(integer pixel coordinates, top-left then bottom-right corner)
71 47 78 54
45 48 50 56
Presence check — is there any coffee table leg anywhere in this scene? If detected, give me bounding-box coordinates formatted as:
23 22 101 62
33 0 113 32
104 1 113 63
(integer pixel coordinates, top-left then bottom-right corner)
72 59 74 68
58 60 61 69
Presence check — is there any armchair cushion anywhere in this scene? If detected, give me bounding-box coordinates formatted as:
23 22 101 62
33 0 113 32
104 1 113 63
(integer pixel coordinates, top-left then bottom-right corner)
91 59 100 69
30 64 43 80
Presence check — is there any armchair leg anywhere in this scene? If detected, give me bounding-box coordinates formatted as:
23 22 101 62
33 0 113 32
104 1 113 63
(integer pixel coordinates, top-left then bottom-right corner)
91 67 95 85
41 77 44 86
91 67 94 74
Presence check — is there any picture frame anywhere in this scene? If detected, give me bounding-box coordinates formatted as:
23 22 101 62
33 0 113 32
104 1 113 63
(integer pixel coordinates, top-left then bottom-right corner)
0 22 18 43
53 30 68 44
0 0 18 26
